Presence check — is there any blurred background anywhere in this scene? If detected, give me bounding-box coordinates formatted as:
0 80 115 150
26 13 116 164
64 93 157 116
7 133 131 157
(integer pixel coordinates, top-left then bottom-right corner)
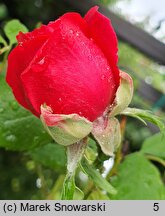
0 0 164 199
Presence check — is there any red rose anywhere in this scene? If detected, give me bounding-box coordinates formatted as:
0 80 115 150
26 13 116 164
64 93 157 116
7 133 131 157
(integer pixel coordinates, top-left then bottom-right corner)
6 6 120 122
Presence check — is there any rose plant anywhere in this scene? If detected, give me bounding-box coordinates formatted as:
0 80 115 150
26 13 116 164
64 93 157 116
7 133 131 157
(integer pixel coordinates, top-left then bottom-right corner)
6 6 132 148
5 6 164 199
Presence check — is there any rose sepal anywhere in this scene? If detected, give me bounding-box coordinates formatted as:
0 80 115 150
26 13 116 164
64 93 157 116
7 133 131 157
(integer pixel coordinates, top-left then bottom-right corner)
110 70 133 117
91 70 132 156
40 105 93 146
92 116 121 156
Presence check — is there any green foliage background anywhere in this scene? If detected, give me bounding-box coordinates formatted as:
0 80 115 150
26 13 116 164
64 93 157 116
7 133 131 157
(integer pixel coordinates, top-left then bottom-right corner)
0 0 164 200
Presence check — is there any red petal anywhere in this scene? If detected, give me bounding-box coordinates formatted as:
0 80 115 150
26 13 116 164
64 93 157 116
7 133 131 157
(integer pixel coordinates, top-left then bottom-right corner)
84 6 120 87
6 36 47 115
16 24 54 44
21 12 116 121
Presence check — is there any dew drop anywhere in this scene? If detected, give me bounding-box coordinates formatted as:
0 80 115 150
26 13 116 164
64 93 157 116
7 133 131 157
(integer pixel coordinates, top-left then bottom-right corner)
6 134 16 142
34 136 39 144
58 97 62 102
145 76 153 85
78 111 82 115
101 75 105 80
10 101 19 111
88 55 92 60
36 178 42 188
38 57 45 65
18 42 23 47
69 29 73 34
35 0 42 8
111 85 115 89
0 107 4 113
76 32 80 36
108 77 112 83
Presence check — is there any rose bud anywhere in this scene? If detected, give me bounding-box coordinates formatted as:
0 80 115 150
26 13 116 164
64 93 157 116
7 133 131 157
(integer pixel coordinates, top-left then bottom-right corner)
6 6 133 154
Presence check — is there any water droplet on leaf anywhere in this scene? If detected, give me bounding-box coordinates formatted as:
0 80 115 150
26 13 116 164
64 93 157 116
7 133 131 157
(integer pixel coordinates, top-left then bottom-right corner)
10 101 19 111
6 134 16 142
36 178 42 188
34 136 39 144
0 107 4 113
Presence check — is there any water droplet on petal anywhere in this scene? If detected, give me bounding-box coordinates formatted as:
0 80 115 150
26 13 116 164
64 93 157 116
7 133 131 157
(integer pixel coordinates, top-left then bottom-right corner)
38 57 45 65
101 75 105 80
76 32 80 36
18 42 23 47
69 29 73 34
88 55 92 60
108 77 112 83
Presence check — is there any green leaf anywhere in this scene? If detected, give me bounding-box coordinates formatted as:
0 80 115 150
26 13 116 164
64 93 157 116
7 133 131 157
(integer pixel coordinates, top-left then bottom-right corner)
61 173 76 200
4 19 28 45
121 107 165 132
0 74 52 151
111 153 165 200
87 189 109 200
29 143 66 171
81 159 117 195
141 132 165 160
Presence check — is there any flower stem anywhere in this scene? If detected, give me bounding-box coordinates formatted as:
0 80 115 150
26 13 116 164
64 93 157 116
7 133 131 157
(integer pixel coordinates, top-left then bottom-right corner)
61 138 88 200
61 172 76 200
